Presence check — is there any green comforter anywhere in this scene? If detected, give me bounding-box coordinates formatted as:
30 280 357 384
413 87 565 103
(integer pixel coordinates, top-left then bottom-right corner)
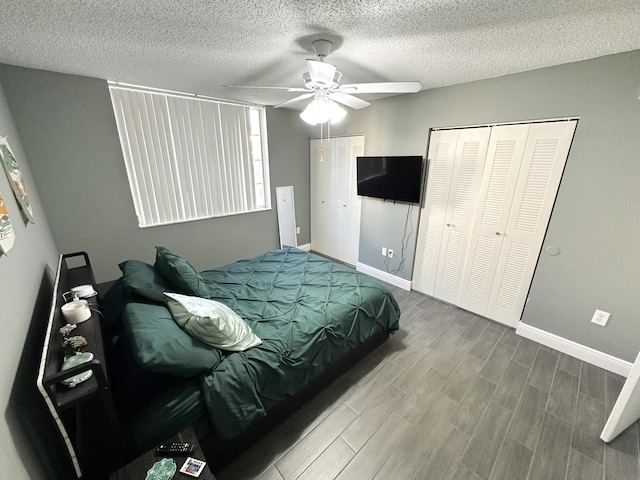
199 247 400 440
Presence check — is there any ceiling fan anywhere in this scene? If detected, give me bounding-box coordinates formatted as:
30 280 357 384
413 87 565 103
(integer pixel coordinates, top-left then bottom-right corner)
229 39 422 124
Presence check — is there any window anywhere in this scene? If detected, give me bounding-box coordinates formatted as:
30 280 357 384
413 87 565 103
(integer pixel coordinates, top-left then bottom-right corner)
109 84 270 228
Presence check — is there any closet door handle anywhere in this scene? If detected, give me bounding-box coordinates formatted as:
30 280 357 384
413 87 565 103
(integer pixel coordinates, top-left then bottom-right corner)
446 223 455 227
495 232 502 236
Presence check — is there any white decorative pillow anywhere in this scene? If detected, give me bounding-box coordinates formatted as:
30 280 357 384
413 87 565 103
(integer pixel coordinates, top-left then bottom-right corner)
164 292 262 352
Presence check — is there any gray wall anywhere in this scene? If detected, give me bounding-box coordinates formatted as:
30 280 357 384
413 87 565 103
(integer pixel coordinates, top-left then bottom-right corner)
330 50 640 362
0 81 73 478
0 50 639 479
0 65 311 283
266 107 312 248
358 200 421 279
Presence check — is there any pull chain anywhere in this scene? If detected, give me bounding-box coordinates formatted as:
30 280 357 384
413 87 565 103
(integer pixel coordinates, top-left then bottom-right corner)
320 122 324 162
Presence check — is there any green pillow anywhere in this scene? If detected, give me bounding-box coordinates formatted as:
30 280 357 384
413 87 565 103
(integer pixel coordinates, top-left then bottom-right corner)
164 292 262 352
122 302 223 377
154 246 209 298
118 260 171 304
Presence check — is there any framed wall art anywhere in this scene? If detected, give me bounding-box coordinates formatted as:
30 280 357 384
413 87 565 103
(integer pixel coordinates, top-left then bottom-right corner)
0 192 15 254
0 136 35 224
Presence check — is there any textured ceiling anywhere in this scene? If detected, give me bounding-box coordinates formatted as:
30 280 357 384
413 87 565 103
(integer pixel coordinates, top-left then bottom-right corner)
0 1 639 109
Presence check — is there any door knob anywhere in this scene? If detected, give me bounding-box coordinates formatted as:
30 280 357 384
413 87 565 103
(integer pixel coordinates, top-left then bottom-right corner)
446 223 455 227
495 232 502 236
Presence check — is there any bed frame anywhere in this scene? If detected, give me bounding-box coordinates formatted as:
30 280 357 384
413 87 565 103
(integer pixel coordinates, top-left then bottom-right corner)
38 251 391 476
200 329 389 472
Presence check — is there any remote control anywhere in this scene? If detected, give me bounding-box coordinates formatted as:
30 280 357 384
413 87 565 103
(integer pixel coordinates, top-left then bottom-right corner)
156 442 195 455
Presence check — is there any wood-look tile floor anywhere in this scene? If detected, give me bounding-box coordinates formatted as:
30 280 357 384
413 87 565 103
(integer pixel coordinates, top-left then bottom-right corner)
218 287 640 480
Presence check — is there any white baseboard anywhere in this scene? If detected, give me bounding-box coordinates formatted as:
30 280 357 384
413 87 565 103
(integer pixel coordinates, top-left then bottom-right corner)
516 323 633 377
296 243 311 251
356 262 412 291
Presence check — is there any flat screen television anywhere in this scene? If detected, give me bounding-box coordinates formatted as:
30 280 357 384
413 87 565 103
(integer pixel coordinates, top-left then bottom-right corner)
356 155 424 203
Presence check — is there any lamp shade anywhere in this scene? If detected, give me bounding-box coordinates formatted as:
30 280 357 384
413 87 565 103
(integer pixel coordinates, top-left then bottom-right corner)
328 101 347 124
300 99 346 125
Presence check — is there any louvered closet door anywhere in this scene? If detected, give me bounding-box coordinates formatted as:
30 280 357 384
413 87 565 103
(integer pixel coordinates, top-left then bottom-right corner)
486 120 577 325
412 129 458 295
345 136 364 265
432 127 491 304
329 138 350 262
310 136 364 266
311 139 330 256
457 124 530 317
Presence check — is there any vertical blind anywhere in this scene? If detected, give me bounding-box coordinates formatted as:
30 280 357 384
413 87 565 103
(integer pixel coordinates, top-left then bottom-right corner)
109 85 270 227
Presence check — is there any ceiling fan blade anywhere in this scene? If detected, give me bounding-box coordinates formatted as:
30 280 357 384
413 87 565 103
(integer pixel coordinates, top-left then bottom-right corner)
339 81 422 94
224 85 310 92
329 92 371 110
306 60 337 87
274 93 314 109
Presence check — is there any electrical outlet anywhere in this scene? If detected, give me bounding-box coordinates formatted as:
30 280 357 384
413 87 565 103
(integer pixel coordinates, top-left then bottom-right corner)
296 227 300 234
381 247 387 257
591 309 611 326
387 249 394 259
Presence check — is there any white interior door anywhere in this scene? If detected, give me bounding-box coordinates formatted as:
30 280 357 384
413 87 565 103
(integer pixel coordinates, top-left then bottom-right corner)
457 124 530 316
601 350 640 442
433 127 491 304
310 136 363 265
345 137 364 265
412 129 458 295
311 139 331 255
332 139 350 262
276 186 297 248
486 120 577 325
413 119 577 327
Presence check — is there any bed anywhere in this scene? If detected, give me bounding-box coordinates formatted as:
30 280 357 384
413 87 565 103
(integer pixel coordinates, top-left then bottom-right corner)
103 246 401 470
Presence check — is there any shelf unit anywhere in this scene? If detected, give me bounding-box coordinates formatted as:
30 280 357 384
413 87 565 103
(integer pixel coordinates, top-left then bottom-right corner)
36 252 122 478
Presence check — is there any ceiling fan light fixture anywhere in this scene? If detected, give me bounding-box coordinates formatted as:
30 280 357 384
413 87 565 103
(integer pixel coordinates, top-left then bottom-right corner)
302 70 342 90
231 39 422 116
328 101 347 124
300 99 346 125
300 99 329 125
